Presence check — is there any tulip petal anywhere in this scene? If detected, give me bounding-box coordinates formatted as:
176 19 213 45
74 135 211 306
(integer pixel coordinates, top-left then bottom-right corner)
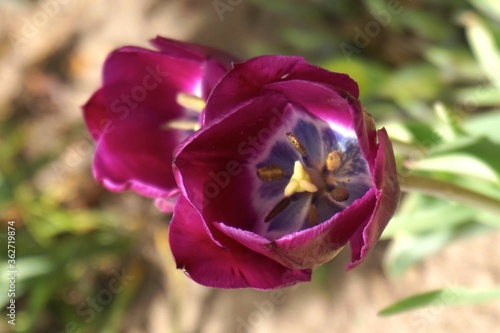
82 88 111 141
173 94 292 230
346 128 400 269
204 55 358 123
169 196 312 289
214 188 377 270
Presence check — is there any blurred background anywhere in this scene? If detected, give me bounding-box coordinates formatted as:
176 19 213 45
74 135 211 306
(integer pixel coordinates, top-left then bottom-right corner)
1 0 500 332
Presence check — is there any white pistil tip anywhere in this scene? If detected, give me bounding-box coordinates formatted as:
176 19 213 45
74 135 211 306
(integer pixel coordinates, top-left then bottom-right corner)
176 92 206 113
284 161 318 197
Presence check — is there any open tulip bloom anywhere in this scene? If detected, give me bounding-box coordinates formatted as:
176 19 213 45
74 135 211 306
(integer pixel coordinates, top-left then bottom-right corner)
84 38 400 290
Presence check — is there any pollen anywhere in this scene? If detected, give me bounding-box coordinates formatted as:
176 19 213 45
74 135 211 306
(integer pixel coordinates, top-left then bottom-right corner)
286 132 308 156
284 161 319 197
326 151 342 171
265 197 291 222
330 185 349 202
176 92 206 112
308 204 319 226
257 164 285 182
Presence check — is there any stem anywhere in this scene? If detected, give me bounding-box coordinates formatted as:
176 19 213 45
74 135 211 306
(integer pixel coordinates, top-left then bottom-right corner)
399 174 500 216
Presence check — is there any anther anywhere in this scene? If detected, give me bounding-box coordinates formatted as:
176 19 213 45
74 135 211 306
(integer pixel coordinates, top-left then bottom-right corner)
257 164 285 182
330 185 349 202
176 92 206 112
308 204 319 226
326 151 342 171
264 197 291 223
286 132 308 156
161 120 200 131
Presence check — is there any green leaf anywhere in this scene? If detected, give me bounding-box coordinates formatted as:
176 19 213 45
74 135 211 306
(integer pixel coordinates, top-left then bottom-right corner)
383 231 453 278
425 46 484 82
464 111 500 144
382 201 474 238
378 64 441 102
454 86 500 107
379 287 500 316
410 136 500 186
411 154 499 183
461 12 500 88
468 0 500 23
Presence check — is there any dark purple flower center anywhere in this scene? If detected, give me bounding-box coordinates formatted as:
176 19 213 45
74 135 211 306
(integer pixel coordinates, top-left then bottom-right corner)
251 107 373 240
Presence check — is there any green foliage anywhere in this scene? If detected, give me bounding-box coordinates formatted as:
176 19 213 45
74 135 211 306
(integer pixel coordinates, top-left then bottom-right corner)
379 287 500 316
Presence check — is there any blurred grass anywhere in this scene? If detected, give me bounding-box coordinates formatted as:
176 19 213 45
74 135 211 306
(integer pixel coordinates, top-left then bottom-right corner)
1 0 500 332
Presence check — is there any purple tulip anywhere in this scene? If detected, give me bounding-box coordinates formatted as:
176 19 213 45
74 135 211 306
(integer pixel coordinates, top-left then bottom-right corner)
82 36 237 212
170 55 400 289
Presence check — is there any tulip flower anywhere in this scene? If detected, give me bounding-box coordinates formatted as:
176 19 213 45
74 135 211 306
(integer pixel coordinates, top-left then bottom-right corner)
170 55 400 289
82 36 236 212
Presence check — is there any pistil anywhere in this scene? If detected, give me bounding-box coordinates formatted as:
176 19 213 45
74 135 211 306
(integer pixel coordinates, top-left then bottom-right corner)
284 161 319 197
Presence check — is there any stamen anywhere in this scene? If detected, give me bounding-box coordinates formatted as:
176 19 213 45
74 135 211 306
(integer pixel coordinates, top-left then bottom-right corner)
330 185 349 202
286 132 308 156
161 120 200 131
257 164 285 182
284 161 319 197
326 151 342 171
264 197 291 223
176 92 206 112
308 204 319 226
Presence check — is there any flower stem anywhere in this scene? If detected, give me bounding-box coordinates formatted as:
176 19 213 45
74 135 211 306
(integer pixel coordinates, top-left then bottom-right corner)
398 174 500 216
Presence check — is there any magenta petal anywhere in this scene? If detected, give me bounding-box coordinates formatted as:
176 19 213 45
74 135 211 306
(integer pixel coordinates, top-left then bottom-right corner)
346 128 400 269
150 35 237 70
82 89 111 141
93 126 184 198
204 55 358 123
154 189 181 213
173 95 291 231
348 97 378 166
150 36 237 99
169 196 312 289
214 188 377 270
263 79 354 130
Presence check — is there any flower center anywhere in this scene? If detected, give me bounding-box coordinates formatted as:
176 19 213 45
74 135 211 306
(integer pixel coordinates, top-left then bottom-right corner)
251 112 373 240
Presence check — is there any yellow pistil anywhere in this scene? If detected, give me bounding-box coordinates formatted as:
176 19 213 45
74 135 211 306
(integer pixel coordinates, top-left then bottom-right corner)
176 92 206 112
284 161 319 197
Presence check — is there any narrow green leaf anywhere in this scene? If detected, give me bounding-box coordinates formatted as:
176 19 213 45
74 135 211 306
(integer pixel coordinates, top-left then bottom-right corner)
379 287 500 316
411 154 499 183
461 12 500 88
468 0 500 22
